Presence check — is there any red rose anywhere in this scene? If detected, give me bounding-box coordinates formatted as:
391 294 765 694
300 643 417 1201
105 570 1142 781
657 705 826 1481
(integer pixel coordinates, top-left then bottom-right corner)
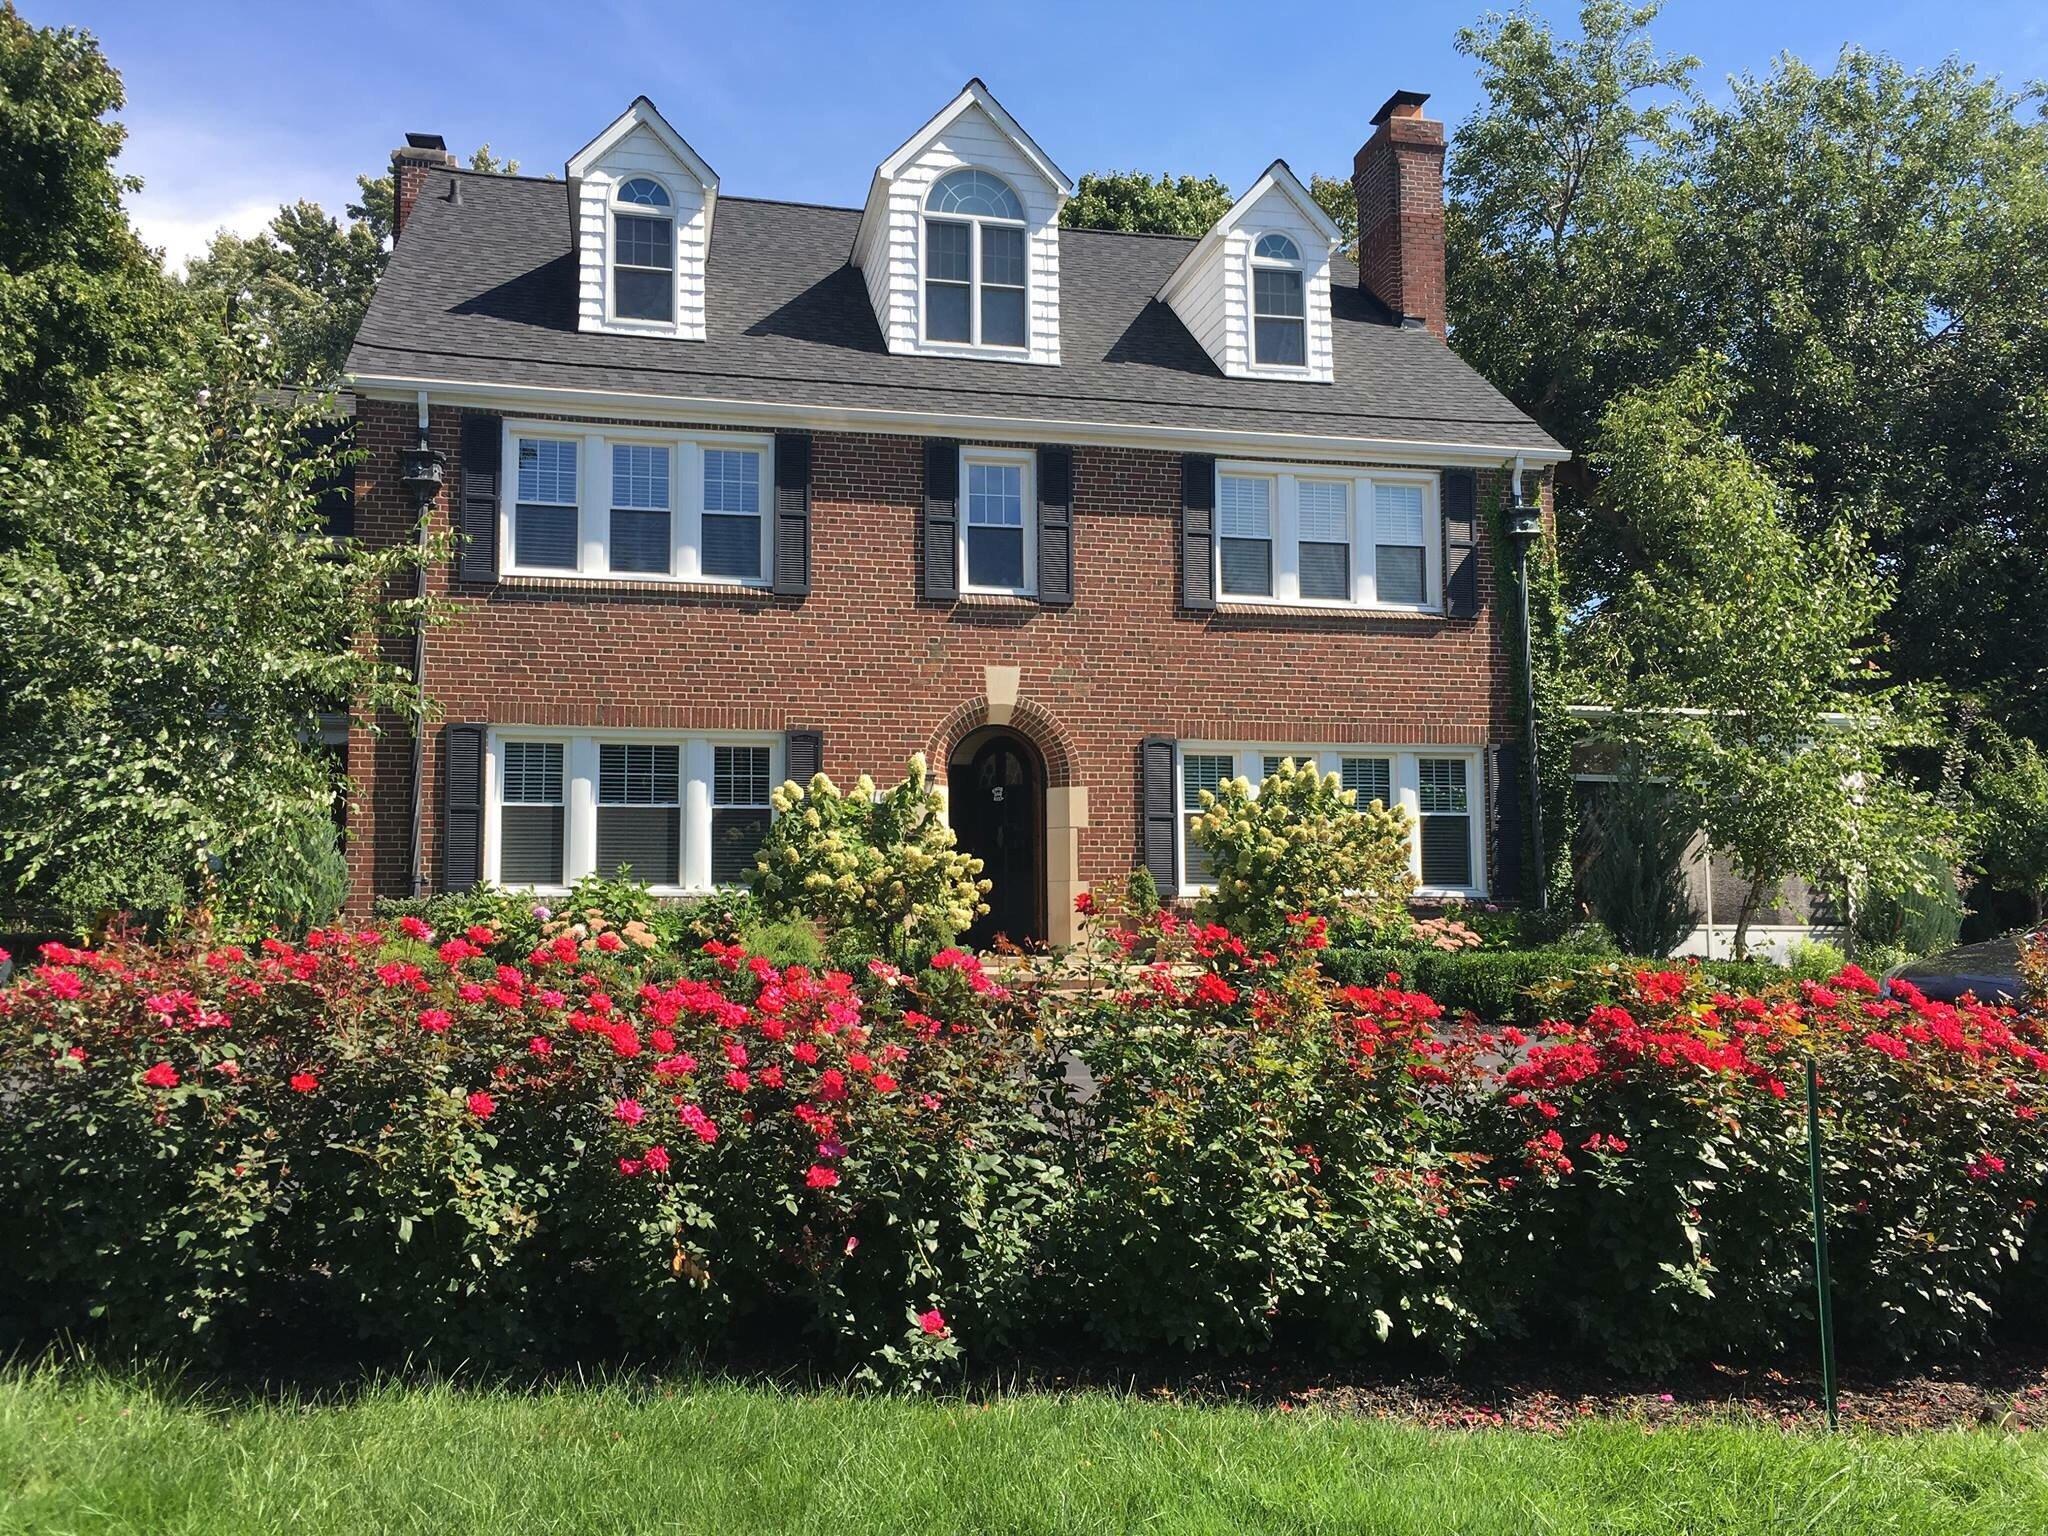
290 1071 319 1094
805 1164 840 1190
466 1090 496 1119
142 1061 179 1089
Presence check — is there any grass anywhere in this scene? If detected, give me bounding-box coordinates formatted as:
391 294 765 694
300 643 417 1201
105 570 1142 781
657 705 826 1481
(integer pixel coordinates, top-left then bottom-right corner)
3 1365 2046 1535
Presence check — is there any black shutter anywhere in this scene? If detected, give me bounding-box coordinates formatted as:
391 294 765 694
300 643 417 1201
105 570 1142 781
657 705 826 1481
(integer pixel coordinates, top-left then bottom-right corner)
1490 742 1524 902
443 723 486 892
305 418 355 538
772 431 812 596
1036 444 1074 607
1443 468 1478 618
458 412 500 584
785 728 824 786
1180 454 1216 611
922 439 959 600
1140 735 1180 899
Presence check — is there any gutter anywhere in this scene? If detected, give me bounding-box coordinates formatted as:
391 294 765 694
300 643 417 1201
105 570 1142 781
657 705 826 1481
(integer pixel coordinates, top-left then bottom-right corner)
348 371 1571 470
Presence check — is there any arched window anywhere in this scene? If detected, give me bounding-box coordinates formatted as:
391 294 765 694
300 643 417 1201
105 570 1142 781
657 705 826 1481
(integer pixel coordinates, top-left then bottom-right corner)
924 168 1027 348
612 177 674 323
1250 231 1305 366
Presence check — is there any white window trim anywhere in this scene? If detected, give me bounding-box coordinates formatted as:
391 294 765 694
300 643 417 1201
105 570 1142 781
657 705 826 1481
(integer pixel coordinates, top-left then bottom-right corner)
499 420 772 587
1175 742 1486 901
958 444 1037 597
482 728 782 896
1246 229 1311 379
605 173 682 338
918 166 1030 356
1213 461 1442 613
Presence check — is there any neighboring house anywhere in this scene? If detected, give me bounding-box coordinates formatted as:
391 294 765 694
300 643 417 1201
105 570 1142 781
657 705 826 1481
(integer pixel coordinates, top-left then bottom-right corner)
340 82 1567 945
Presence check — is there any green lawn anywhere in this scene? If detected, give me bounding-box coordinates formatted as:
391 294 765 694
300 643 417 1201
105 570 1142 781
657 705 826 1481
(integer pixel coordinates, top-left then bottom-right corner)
3 1367 2045 1535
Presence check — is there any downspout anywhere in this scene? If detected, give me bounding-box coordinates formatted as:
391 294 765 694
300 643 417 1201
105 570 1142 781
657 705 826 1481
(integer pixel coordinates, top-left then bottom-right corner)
1506 456 1548 910
398 390 446 897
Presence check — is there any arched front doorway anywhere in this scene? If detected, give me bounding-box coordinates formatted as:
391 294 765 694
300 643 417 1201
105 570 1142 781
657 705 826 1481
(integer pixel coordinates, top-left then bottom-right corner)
948 726 1046 949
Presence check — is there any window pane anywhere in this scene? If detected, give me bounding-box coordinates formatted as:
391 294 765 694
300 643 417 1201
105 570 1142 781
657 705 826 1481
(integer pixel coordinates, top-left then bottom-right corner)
981 224 1026 287
966 462 1024 526
1253 266 1305 318
1376 545 1425 604
928 169 1025 220
614 213 672 269
1217 475 1271 538
1296 481 1348 542
1341 756 1392 810
714 746 772 807
1421 815 1473 888
1419 758 1469 815
612 444 670 510
702 514 761 579
1375 482 1425 542
517 439 577 505
1254 233 1300 262
966 525 1024 589
596 808 680 883
926 281 970 342
1220 537 1272 597
1255 316 1306 366
516 503 577 568
610 508 671 573
617 178 671 208
502 742 564 804
500 806 565 886
599 744 680 805
711 809 772 886
926 220 971 282
1299 541 1349 599
615 266 672 321
1182 753 1233 886
981 284 1026 347
702 450 760 514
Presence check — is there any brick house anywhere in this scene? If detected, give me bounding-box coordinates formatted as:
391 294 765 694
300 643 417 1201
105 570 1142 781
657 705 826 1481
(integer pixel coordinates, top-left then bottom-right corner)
341 82 1566 944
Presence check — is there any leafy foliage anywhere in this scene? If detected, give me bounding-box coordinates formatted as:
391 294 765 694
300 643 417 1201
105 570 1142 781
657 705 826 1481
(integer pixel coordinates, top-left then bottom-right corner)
1578 766 1698 956
752 756 988 966
0 326 433 933
1187 756 1414 948
1059 171 1233 236
1971 734 2048 921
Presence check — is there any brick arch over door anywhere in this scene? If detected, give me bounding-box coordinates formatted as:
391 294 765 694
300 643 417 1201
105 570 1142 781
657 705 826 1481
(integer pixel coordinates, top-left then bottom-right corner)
927 697 1079 789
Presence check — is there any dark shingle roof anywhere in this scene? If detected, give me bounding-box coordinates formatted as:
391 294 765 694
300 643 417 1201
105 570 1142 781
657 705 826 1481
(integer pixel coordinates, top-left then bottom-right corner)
347 169 1563 456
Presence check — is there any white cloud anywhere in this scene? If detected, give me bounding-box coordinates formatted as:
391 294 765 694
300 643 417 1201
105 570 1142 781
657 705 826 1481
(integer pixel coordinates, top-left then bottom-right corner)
127 190 282 273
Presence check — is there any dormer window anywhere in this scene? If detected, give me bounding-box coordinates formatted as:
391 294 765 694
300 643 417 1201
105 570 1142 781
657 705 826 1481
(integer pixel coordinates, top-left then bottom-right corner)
923 169 1028 349
1251 233 1306 367
612 177 675 323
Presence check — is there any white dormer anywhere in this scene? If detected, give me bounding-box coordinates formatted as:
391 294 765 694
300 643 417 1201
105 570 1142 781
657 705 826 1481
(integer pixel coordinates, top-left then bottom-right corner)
567 98 718 341
853 80 1073 366
1159 161 1341 383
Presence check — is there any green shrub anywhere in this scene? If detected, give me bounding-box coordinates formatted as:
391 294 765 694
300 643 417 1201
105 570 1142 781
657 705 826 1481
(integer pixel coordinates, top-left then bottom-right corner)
737 915 827 970
752 756 987 966
1785 937 1848 981
1857 846 1965 959
1579 770 1699 957
1188 756 1413 948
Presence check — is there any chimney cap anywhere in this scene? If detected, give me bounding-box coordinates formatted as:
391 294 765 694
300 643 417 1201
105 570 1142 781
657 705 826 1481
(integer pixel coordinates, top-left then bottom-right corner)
404 132 448 151
1370 90 1432 127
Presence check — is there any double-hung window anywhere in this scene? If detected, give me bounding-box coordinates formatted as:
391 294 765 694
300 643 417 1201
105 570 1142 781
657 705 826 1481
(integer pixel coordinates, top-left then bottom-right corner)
1250 233 1306 367
1213 464 1439 610
514 438 579 571
612 177 675 324
923 169 1028 350
596 743 681 884
609 444 671 574
1417 758 1474 890
1177 744 1483 896
961 448 1033 594
499 741 566 887
711 746 773 886
1217 473 1274 598
701 448 762 581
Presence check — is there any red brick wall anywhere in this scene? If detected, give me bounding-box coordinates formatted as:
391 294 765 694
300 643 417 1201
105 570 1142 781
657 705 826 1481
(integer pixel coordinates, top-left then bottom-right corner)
1353 111 1447 339
344 397 1533 910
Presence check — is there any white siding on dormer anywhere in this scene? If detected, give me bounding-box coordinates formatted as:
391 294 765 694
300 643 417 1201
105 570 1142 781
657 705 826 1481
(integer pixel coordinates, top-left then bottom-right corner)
576 124 710 341
854 101 1061 366
1161 174 1337 385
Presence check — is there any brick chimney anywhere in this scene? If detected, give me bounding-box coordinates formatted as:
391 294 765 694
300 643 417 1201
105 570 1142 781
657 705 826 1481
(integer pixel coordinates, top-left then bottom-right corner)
392 132 457 238
1352 90 1446 339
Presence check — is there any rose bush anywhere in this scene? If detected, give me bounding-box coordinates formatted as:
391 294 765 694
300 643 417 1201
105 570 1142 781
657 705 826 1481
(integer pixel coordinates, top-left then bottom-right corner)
0 922 1058 1385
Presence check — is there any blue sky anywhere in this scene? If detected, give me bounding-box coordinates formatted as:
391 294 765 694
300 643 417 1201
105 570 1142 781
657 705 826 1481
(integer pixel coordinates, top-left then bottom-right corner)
33 0 2048 268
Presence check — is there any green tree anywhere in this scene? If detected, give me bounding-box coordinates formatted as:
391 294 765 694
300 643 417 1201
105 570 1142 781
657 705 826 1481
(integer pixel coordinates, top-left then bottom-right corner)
1060 171 1233 236
1971 733 2048 921
0 325 435 932
0 4 172 462
1308 173 1356 254
184 145 527 385
1578 364 1951 956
